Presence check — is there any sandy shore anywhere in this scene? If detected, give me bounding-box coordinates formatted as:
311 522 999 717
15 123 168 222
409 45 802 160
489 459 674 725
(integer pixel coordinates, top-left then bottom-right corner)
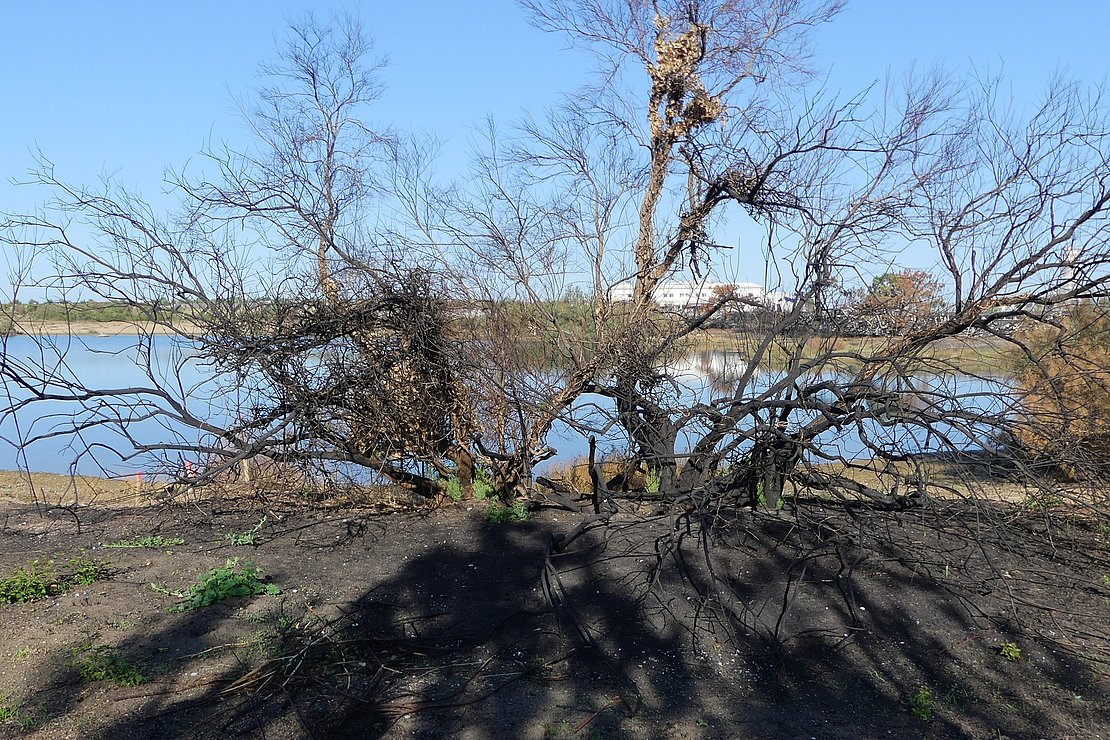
0 469 140 506
8 320 198 336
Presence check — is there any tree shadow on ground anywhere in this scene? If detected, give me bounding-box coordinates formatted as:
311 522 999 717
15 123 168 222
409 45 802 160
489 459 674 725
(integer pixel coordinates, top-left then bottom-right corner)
7 494 1109 739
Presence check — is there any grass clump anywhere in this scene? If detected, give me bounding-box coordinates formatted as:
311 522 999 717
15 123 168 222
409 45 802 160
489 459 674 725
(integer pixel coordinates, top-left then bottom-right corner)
487 500 530 523
105 535 185 549
159 558 280 612
0 695 35 730
71 643 145 686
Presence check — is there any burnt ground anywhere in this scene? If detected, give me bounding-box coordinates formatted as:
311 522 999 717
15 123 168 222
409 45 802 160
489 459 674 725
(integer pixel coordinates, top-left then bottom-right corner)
0 484 1107 739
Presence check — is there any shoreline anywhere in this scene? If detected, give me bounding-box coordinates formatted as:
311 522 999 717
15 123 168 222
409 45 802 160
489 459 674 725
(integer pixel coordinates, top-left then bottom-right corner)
7 320 198 337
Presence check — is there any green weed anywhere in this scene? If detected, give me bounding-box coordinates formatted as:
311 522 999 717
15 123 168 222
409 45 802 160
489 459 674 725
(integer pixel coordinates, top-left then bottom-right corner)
1021 491 1063 511
444 476 464 502
70 643 145 686
487 500 530 523
0 558 107 604
473 471 494 500
226 517 267 546
160 558 280 611
908 686 935 719
69 557 107 586
0 562 52 604
105 535 185 549
0 696 37 731
645 469 662 494
999 642 1023 661
754 481 785 510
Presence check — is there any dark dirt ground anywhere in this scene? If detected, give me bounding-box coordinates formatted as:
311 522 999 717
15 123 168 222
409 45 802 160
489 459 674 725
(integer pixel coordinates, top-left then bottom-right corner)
0 476 1107 739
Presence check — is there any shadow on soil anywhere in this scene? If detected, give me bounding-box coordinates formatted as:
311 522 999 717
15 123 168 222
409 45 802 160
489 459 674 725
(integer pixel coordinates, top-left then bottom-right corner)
8 497 1110 739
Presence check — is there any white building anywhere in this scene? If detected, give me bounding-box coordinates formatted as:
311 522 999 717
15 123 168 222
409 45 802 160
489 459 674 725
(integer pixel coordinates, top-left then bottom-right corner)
610 280 767 310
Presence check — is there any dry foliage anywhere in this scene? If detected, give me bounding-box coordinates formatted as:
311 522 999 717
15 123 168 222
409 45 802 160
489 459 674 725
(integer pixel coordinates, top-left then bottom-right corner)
1013 303 1110 479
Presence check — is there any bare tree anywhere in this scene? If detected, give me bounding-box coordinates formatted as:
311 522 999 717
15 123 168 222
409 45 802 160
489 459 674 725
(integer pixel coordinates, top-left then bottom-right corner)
4 4 1109 507
420 2 1110 512
1 15 475 497
2 4 1109 680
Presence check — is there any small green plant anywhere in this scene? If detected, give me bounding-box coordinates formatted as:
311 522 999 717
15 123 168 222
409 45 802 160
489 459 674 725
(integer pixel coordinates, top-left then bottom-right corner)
160 558 280 611
444 476 464 502
544 720 574 739
226 517 267 546
105 535 185 549
0 558 109 604
0 562 52 604
69 557 107 586
473 470 494 500
0 696 36 730
1021 491 1063 510
645 468 662 494
999 642 1023 661
907 686 935 719
753 481 786 510
487 500 530 523
71 643 145 686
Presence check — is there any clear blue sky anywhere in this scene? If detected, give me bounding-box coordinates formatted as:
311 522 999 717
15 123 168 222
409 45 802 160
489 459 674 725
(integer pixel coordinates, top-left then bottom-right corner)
3 1 1108 287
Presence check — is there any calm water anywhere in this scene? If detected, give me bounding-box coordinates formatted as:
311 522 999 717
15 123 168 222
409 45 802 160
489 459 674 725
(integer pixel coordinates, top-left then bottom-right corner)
1 334 223 476
0 334 1010 477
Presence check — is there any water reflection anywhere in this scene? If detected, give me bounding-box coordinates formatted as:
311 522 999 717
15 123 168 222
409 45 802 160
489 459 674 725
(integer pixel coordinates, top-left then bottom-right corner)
0 334 1012 477
547 354 1011 470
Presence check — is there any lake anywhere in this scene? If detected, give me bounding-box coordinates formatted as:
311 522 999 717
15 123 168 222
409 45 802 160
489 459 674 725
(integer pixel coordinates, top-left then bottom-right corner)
0 334 1011 478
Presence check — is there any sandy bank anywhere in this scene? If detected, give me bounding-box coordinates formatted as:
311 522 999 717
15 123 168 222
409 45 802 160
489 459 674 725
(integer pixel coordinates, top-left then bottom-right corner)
8 321 199 336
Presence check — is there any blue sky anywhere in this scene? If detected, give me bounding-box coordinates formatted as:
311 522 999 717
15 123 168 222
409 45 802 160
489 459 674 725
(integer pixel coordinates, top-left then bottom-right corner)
3 1 1109 288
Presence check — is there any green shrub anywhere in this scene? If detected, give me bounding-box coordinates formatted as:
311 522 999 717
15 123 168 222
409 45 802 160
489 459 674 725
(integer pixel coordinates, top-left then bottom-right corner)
907 686 935 719
163 558 280 612
69 557 107 586
71 643 145 686
444 476 464 501
487 501 530 523
0 558 107 604
473 471 494 501
0 562 52 604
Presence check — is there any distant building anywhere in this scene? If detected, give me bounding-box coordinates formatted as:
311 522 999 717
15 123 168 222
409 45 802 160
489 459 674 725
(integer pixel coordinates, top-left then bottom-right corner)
610 280 767 310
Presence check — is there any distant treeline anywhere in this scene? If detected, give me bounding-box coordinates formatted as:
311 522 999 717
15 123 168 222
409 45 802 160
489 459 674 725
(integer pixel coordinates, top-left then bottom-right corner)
2 300 192 325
